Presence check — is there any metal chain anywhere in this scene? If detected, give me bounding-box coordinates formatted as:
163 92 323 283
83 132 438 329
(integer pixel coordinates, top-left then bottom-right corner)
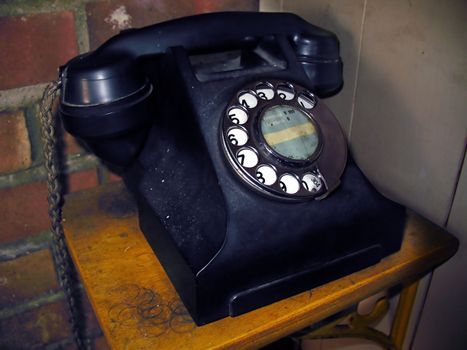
39 80 89 350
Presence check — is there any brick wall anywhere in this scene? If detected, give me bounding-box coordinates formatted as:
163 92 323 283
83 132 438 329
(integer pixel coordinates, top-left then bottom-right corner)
0 0 258 348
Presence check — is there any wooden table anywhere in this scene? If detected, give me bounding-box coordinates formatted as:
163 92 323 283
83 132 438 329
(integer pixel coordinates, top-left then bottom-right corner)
63 183 458 350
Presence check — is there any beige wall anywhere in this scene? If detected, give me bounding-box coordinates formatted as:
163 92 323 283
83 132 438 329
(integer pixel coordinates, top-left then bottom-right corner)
261 0 467 349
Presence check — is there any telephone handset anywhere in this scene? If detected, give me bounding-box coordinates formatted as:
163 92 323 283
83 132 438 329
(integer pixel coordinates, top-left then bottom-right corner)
58 12 405 325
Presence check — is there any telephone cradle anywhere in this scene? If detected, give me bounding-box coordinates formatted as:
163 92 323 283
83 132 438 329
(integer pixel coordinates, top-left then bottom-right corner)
58 12 405 325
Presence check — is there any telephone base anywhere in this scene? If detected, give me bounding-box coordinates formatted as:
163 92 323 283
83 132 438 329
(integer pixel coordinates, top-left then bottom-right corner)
229 244 381 317
127 160 405 326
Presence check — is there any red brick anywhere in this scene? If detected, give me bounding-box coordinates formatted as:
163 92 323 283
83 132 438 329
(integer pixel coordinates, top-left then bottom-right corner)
58 114 85 155
0 12 78 90
0 249 59 307
86 0 258 50
0 301 72 348
0 180 50 244
0 110 32 174
55 294 103 350
107 171 122 183
0 170 98 244
86 0 193 50
67 169 99 194
193 0 259 13
63 129 85 155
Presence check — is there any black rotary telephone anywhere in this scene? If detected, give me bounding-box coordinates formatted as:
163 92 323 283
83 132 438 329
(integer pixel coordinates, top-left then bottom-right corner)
55 12 405 326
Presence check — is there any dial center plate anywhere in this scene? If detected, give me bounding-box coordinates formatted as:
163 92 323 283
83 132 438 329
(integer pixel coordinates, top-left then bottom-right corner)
261 105 319 161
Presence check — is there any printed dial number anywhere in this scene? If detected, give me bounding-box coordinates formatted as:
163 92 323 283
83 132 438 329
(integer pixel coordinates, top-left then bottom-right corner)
236 148 259 168
238 91 258 109
276 84 295 100
255 83 275 100
255 165 277 186
298 92 317 109
227 127 248 146
228 107 248 125
302 173 323 193
279 174 300 194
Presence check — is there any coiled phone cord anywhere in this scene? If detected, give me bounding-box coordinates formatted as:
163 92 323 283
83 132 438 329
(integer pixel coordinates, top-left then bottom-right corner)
39 80 89 350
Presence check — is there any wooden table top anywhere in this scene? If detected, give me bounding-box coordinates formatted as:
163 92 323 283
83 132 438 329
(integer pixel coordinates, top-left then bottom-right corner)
63 182 458 350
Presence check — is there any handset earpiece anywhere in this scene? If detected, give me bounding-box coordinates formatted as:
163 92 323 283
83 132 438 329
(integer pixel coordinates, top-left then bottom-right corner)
59 52 154 166
291 34 343 97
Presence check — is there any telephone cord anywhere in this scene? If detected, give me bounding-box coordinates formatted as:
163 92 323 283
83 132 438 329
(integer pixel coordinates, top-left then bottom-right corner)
39 80 89 350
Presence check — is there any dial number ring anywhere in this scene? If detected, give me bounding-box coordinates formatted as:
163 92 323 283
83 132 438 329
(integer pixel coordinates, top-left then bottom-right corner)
221 80 341 201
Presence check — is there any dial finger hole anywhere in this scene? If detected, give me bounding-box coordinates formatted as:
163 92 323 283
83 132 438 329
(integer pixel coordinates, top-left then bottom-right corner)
255 82 275 100
276 83 295 100
227 107 248 125
255 164 277 186
279 173 300 194
227 127 248 146
238 91 258 109
236 147 259 168
298 92 317 109
302 173 323 193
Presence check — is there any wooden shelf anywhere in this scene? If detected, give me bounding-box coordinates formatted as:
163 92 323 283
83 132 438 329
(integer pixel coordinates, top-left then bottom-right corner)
63 182 458 350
